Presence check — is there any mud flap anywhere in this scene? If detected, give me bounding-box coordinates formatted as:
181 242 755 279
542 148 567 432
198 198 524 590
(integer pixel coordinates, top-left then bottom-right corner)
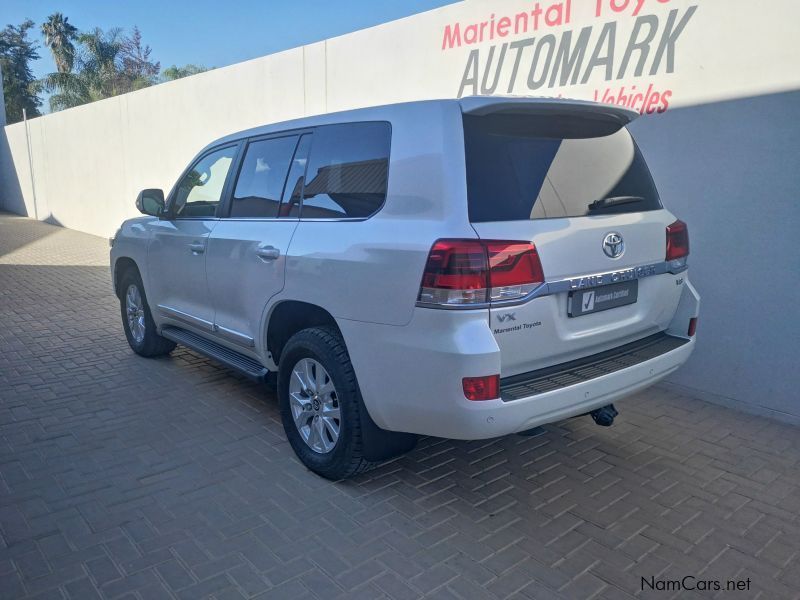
358 396 417 462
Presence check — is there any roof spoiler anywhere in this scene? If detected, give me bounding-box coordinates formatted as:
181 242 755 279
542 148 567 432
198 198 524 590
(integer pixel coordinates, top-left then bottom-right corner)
459 96 639 127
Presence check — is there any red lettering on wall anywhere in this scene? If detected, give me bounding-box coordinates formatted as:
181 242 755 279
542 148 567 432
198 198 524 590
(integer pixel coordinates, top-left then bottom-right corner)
593 83 674 115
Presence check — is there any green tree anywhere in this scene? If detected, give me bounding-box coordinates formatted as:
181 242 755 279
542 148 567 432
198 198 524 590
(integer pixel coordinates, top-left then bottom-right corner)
41 12 78 73
42 27 121 110
42 26 160 111
0 20 42 124
161 63 210 81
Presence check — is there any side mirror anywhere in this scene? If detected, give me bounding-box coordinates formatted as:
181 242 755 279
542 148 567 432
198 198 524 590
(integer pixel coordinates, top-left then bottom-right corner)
136 189 165 217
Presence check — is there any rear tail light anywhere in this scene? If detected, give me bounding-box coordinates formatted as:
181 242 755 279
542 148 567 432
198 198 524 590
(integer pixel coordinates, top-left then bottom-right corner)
688 317 698 337
418 239 544 306
485 241 545 301
418 240 488 306
462 375 500 401
666 220 689 269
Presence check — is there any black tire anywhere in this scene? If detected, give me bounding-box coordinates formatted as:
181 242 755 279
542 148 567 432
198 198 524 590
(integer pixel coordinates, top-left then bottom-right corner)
119 269 176 357
278 327 400 480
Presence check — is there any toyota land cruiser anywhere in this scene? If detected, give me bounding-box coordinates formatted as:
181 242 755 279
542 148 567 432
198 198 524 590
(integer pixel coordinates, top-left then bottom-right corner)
110 97 700 479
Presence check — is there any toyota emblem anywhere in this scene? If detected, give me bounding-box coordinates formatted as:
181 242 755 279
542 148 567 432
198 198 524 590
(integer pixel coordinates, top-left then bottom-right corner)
602 232 625 259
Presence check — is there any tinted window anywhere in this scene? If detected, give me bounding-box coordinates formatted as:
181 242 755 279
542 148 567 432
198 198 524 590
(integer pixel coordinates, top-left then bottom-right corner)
173 146 237 218
464 114 661 222
301 122 391 219
230 136 297 218
281 134 311 218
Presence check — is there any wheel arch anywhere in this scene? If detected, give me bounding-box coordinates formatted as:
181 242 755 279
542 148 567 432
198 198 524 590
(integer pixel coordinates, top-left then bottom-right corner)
270 302 417 467
265 300 343 366
113 256 141 298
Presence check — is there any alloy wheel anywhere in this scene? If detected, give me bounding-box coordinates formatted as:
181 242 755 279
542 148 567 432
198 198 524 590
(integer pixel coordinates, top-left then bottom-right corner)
288 358 341 453
125 284 146 344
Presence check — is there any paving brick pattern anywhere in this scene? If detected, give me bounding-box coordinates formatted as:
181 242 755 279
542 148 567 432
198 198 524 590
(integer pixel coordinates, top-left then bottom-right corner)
1 213 798 599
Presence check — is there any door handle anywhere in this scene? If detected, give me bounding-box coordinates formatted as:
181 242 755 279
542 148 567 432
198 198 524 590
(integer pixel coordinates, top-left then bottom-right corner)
255 245 280 261
189 242 205 255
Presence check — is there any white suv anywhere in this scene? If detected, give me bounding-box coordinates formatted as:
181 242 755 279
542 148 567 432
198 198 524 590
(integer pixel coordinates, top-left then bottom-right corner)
111 97 699 479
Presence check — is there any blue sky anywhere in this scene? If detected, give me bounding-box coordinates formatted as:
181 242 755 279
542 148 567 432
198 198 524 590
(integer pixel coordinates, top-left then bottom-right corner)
4 0 460 81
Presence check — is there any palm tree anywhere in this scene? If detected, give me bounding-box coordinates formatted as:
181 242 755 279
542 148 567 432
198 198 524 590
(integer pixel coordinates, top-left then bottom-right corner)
42 26 160 111
41 13 78 73
42 28 124 110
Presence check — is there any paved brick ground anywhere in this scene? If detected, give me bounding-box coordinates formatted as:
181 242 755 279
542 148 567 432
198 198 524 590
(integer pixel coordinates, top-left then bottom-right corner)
1 212 798 600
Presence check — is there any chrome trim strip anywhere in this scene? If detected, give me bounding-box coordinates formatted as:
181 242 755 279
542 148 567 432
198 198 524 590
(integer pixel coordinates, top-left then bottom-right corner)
182 217 365 223
158 305 214 330
416 260 688 310
297 217 369 222
414 301 494 310
213 324 256 348
215 217 299 222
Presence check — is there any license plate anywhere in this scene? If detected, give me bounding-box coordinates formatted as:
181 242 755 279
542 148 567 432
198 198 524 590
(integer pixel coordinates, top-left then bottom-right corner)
568 280 638 317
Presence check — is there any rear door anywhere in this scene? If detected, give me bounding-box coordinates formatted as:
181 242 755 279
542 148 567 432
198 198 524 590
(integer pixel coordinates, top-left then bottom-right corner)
205 132 311 351
463 108 685 377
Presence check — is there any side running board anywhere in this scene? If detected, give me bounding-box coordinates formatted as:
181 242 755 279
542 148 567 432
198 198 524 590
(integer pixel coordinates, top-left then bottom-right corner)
161 326 269 382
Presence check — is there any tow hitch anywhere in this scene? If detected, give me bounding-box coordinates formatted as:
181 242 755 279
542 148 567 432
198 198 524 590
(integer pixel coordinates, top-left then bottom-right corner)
590 404 618 427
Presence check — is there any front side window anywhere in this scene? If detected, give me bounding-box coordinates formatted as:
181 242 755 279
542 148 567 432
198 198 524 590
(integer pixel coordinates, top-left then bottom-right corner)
173 145 237 218
300 122 391 219
230 136 298 218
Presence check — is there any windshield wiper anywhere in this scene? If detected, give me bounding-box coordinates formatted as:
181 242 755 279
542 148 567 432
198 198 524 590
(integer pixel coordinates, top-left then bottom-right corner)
588 196 644 211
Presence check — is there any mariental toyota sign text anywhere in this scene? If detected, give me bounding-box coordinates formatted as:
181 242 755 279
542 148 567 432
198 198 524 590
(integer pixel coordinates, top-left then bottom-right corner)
445 0 697 114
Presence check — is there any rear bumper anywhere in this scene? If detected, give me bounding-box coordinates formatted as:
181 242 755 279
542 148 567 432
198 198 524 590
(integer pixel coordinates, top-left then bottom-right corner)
446 336 694 439
500 332 689 400
338 282 699 440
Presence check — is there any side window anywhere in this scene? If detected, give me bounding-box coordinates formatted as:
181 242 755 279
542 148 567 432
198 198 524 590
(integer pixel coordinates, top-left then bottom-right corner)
280 134 311 218
230 136 298 218
301 122 390 219
173 146 237 218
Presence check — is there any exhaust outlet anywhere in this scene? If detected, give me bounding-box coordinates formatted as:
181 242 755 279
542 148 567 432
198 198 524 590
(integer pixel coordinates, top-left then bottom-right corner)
590 404 618 427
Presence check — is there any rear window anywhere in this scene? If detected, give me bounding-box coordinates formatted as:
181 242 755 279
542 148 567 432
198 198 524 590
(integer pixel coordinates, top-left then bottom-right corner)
230 135 298 218
300 121 391 219
463 113 661 222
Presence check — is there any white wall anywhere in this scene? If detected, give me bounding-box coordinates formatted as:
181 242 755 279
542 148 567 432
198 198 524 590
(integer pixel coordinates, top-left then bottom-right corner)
1 0 798 421
1 46 310 233
629 90 800 424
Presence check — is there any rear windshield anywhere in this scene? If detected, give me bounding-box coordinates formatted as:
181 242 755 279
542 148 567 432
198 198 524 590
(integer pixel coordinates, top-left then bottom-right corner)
463 113 661 222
